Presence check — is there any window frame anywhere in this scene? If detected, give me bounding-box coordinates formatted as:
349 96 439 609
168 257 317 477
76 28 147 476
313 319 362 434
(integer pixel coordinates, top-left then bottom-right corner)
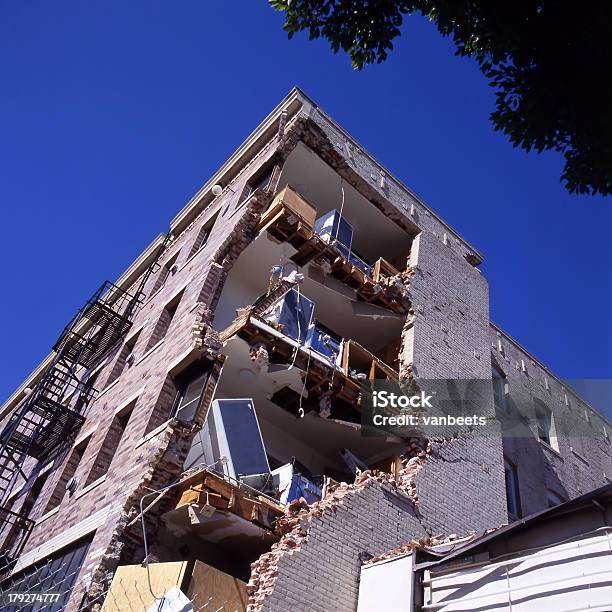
492 365 509 412
171 360 212 424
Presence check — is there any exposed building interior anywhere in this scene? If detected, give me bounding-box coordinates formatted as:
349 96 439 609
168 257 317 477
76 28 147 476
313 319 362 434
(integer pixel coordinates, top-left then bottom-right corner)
152 146 416 585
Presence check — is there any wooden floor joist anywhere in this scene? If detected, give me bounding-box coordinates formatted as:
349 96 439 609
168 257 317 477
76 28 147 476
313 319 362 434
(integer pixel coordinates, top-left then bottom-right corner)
255 187 408 314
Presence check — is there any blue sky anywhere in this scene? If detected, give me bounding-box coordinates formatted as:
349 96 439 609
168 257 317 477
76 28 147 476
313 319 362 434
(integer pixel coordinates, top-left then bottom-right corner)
0 2 610 413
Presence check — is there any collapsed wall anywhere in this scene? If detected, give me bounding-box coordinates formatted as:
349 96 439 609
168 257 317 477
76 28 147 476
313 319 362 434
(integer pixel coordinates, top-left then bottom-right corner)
247 472 427 612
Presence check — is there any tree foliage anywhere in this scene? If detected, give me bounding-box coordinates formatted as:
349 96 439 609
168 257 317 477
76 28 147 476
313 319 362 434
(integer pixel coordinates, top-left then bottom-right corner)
270 0 612 196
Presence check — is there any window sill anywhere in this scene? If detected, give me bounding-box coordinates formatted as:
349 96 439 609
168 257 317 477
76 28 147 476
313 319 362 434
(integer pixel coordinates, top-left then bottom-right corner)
134 419 173 449
97 377 121 400
570 446 589 465
142 286 164 308
75 475 107 499
538 438 562 459
134 339 165 366
178 246 207 274
73 427 96 448
124 323 145 345
35 506 60 525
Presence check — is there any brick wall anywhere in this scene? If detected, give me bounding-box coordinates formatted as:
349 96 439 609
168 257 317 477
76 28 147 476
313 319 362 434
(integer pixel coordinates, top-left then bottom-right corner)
8 142 278 610
492 325 612 517
248 479 426 612
407 230 508 534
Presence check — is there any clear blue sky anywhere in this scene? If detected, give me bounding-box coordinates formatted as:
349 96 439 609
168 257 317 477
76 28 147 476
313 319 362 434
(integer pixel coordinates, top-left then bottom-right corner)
1 2 610 413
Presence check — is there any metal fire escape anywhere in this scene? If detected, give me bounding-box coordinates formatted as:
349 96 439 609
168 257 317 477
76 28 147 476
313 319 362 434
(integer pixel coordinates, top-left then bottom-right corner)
0 238 168 570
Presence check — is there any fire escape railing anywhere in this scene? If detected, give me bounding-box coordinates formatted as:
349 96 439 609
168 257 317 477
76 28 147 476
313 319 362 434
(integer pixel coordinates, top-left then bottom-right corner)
0 236 169 572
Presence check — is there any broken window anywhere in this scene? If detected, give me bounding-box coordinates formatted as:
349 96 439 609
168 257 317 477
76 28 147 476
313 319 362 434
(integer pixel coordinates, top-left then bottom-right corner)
504 458 521 520
171 360 213 424
535 400 553 445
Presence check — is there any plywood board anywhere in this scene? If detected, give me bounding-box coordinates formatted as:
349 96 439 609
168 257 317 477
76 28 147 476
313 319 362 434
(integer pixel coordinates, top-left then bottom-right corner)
102 560 248 612
188 560 248 612
101 561 190 611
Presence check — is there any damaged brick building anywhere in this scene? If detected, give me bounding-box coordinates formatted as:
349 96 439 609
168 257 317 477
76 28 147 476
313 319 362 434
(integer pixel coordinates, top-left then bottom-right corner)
0 87 610 611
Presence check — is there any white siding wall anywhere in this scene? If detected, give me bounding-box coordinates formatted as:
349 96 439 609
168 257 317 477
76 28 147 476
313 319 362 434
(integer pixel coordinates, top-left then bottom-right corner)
424 530 612 611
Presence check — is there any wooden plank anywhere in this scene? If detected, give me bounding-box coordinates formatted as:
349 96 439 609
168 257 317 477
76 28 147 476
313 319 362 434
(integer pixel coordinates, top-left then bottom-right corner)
188 561 248 612
219 310 251 343
257 186 317 233
174 470 285 526
341 340 398 381
275 185 317 227
372 257 399 283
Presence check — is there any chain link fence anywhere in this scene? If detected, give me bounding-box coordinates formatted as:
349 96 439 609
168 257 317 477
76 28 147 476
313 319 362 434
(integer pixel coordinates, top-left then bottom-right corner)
0 555 243 612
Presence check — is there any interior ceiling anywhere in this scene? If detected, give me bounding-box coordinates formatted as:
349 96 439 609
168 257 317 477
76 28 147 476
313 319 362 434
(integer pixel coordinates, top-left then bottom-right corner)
278 142 411 262
217 233 404 353
216 337 402 471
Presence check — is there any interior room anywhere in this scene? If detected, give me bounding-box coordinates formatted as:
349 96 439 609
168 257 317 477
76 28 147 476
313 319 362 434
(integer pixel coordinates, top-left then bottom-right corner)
277 142 413 266
185 336 404 480
213 141 413 361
